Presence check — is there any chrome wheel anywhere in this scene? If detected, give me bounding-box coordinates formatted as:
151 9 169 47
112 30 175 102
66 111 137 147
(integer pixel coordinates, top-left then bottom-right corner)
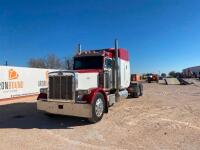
95 98 104 117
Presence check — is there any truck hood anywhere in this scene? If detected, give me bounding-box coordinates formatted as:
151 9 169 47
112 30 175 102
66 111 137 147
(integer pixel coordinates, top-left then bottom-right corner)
76 71 99 90
75 69 101 73
48 70 99 91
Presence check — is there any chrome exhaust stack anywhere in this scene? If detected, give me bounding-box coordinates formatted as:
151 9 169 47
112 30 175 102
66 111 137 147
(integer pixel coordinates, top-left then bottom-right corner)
114 39 120 101
77 43 82 53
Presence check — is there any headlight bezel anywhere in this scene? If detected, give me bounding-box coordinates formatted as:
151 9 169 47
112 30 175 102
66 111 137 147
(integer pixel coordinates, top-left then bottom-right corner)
40 88 48 94
76 90 89 102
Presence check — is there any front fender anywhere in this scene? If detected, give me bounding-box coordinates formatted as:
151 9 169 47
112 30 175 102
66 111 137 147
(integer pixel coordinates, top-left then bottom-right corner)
87 88 108 113
37 93 47 100
87 88 108 104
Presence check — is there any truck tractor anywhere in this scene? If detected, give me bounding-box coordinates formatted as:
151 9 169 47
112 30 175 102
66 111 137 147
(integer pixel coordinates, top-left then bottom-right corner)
146 73 159 83
37 40 143 123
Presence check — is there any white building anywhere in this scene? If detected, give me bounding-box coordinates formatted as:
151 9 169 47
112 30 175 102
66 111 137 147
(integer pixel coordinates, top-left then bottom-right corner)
182 66 200 77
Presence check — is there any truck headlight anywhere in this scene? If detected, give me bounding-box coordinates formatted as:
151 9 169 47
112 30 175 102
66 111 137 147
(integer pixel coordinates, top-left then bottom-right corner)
76 90 89 101
40 88 48 94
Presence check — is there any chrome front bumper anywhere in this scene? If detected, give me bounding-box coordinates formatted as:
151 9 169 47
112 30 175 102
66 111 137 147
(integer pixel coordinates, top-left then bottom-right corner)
37 100 92 118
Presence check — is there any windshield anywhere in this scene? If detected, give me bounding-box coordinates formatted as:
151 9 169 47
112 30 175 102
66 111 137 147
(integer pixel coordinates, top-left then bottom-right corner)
74 56 103 70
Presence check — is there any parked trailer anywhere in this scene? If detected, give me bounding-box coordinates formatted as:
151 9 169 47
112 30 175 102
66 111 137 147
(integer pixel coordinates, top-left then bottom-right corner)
37 40 143 123
131 74 141 81
0 66 53 100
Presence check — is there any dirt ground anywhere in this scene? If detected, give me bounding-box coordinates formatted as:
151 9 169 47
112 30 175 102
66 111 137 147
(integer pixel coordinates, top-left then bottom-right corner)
0 83 200 150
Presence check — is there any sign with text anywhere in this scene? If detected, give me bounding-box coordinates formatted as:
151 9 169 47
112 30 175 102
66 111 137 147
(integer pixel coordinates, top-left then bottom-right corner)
0 66 55 100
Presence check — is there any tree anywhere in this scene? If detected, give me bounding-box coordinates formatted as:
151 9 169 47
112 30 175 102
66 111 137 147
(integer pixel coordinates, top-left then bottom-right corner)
168 71 176 78
28 54 73 70
161 73 167 78
45 54 61 69
28 58 46 68
62 57 73 70
175 72 182 78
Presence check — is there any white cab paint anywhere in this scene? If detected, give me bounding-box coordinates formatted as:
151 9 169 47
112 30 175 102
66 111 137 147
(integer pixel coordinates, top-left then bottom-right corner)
76 72 98 90
119 58 130 89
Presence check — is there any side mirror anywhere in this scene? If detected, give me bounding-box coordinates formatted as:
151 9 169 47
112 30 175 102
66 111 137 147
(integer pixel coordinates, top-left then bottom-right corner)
105 58 112 68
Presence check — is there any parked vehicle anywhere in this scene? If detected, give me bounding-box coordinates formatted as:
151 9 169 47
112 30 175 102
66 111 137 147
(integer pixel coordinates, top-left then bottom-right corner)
131 74 141 81
37 40 143 123
147 73 158 83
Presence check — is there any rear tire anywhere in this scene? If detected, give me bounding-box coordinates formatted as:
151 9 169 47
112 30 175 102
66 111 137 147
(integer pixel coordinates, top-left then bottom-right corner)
88 93 105 123
139 83 143 96
132 91 139 98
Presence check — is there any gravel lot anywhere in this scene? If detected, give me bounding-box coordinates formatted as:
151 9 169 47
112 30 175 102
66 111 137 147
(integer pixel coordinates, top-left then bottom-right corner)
0 83 200 150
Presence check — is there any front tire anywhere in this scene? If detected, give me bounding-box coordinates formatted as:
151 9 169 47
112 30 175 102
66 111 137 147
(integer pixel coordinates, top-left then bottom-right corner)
88 93 105 123
45 113 58 118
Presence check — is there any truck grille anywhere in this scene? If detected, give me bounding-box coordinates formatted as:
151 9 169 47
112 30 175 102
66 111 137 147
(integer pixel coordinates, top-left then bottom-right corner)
49 75 74 100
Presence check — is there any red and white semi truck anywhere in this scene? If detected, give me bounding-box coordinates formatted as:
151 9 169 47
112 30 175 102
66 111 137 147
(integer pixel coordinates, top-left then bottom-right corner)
37 40 143 123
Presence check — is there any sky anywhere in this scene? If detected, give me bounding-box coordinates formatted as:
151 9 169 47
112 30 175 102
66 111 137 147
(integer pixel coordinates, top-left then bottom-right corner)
0 0 200 74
